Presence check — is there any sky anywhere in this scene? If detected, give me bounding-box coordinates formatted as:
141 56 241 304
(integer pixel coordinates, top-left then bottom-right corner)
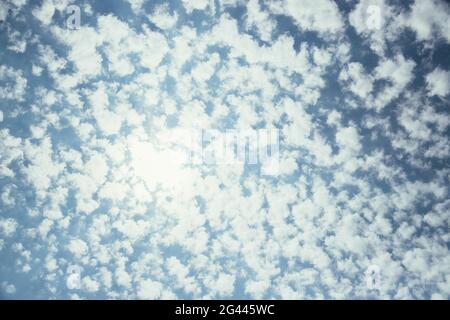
0 0 449 300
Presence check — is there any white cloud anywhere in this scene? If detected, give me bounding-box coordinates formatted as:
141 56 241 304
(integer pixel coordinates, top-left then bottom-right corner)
51 26 102 81
245 0 276 42
1 281 16 295
126 0 145 14
68 239 88 258
339 62 373 99
148 4 178 30
181 0 209 14
270 0 344 35
0 2 8 21
32 0 55 25
426 68 450 97
401 0 450 43
372 54 415 110
0 65 27 101
0 218 18 237
1 0 450 300
82 276 100 292
137 279 163 299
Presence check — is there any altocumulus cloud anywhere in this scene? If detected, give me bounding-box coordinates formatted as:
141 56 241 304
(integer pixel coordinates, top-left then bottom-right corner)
0 0 449 299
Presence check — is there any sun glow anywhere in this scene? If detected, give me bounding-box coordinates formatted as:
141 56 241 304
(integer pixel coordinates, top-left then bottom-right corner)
128 137 192 193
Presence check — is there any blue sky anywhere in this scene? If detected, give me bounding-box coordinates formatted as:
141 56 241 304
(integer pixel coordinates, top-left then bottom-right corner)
0 0 449 299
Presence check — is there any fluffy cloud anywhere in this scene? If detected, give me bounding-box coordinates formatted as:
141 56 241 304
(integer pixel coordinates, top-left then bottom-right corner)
0 0 449 301
68 239 89 259
0 65 27 101
270 0 344 35
0 218 18 237
426 68 450 97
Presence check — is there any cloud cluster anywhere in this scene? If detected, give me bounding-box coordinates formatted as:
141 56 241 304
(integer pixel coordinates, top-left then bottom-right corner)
0 0 449 299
